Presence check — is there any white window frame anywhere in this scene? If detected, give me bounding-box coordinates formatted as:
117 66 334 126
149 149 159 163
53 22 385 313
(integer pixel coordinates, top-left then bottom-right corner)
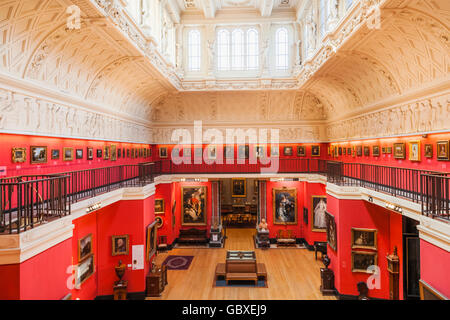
187 29 202 72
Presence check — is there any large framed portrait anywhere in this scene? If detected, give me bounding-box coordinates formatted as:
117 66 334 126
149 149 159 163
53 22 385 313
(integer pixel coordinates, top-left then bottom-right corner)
424 144 433 158
224 146 234 159
351 228 377 250
325 211 337 252
30 146 47 164
146 221 158 260
51 149 60 160
272 188 297 225
76 254 94 286
436 141 449 160
159 147 168 158
297 146 306 157
112 235 129 256
87 147 94 160
78 233 93 262
351 251 378 273
238 145 249 159
311 196 327 232
283 146 293 156
311 145 320 157
372 146 380 157
63 147 74 161
76 149 83 159
104 146 110 160
409 141 421 161
155 198 165 214
393 143 406 159
181 186 207 226
12 147 26 163
111 145 117 161
232 178 246 197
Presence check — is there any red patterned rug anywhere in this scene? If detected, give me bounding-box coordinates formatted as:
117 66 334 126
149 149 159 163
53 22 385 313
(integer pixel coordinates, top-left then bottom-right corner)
162 255 194 270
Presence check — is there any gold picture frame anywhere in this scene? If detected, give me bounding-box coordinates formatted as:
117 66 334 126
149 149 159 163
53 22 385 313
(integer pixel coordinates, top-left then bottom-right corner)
155 198 165 214
393 143 406 159
146 221 158 260
76 254 94 286
12 147 26 163
103 146 110 160
30 146 47 164
111 145 117 161
311 195 327 232
408 141 421 161
112 235 129 256
351 228 377 250
159 147 168 158
311 145 320 157
232 178 246 198
424 144 433 158
351 251 378 273
273 188 298 225
63 147 74 161
297 146 306 157
181 186 207 226
78 233 93 262
437 140 449 160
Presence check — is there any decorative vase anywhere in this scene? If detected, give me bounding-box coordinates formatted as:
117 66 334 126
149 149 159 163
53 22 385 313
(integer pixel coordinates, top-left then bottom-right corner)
322 255 331 269
115 260 126 282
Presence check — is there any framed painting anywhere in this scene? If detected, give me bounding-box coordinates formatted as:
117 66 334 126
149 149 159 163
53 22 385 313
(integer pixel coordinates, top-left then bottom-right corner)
78 233 93 262
393 143 405 159
30 146 47 164
311 196 327 232
76 254 94 286
343 148 347 155
311 145 320 157
238 145 249 159
224 146 234 159
424 144 433 158
127 149 130 158
181 186 207 226
76 149 83 159
363 146 370 156
272 188 297 225
255 145 265 158
297 146 306 157
351 228 377 250
382 147 386 154
409 141 421 161
356 145 362 157
351 251 378 273
436 141 449 160
118 148 122 159
12 147 26 163
373 146 380 157
155 198 165 214
63 147 74 161
155 216 164 229
347 147 351 155
104 146 110 160
146 221 158 260
159 147 168 158
386 146 392 154
325 211 337 252
208 145 217 160
51 149 60 160
338 147 342 156
232 178 246 197
96 149 102 158
112 235 129 256
148 148 152 157
139 148 143 158
111 145 117 161
283 146 293 156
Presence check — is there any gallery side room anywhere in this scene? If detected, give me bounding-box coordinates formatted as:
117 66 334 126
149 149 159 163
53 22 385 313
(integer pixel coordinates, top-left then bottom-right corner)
0 0 449 304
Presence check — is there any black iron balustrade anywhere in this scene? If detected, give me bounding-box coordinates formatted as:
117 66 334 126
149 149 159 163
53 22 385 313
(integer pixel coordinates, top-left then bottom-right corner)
0 175 70 234
421 173 450 221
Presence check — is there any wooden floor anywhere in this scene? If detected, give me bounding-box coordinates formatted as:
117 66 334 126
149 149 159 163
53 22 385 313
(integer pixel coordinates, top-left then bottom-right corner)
147 228 336 300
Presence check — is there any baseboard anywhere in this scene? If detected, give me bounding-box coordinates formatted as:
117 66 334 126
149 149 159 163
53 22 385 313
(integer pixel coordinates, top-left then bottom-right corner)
302 239 315 251
334 288 387 300
95 291 146 300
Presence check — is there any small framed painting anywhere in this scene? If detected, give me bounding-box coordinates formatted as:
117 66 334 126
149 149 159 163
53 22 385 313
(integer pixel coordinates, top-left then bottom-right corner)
311 145 320 157
437 141 449 161
343 148 346 155
351 228 377 250
373 146 380 157
347 147 352 155
118 148 122 159
76 254 94 286
393 143 406 159
297 146 306 157
270 145 279 157
111 145 117 161
155 198 165 214
224 146 234 159
424 144 433 158
351 251 378 273
386 146 392 154
208 145 217 160
408 141 421 161
51 149 60 160
356 145 363 157
78 233 93 262
12 147 26 163
363 146 370 157
232 178 246 198
30 146 47 164
238 145 249 159
96 149 102 158
159 147 168 158
104 146 110 160
63 147 74 161
112 235 129 256
76 149 83 159
338 147 342 156
283 146 293 156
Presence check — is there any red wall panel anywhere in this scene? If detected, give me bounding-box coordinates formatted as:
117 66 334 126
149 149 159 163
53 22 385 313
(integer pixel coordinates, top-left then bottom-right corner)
0 264 20 300
302 182 328 245
420 239 450 298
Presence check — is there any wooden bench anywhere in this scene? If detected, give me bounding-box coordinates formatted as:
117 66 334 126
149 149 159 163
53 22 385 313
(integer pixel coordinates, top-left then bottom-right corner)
215 263 226 280
256 263 267 281
216 262 267 282
225 260 258 285
226 273 257 285
276 229 296 247
178 228 208 245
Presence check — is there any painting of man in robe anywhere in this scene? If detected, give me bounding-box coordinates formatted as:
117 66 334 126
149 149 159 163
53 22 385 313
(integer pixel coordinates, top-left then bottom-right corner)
182 186 207 226
312 196 327 232
272 188 297 225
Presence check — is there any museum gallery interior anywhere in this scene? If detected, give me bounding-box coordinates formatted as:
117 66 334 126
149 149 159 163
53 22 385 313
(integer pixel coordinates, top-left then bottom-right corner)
0 0 449 301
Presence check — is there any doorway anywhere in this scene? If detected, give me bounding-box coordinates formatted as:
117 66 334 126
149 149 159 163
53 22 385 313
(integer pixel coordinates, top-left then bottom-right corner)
403 216 420 300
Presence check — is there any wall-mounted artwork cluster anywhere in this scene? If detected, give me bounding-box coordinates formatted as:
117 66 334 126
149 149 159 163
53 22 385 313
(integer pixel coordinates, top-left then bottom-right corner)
350 228 378 273
77 234 95 286
11 145 152 164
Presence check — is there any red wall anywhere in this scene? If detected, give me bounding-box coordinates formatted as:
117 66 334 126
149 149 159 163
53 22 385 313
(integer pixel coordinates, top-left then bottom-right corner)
0 133 153 178
302 182 328 245
327 196 403 299
154 183 176 245
420 239 450 298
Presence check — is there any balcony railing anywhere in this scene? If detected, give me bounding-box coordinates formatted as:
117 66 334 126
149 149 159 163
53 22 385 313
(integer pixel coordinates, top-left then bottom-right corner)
1 159 448 233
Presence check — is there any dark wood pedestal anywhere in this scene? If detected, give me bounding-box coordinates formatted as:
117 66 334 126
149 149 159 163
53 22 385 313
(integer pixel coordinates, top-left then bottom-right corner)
320 268 335 295
113 281 128 300
146 265 168 297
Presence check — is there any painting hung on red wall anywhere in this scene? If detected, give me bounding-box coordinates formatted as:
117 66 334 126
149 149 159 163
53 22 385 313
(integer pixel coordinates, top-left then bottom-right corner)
311 145 320 157
408 141 421 161
437 140 449 160
63 147 74 161
31 146 47 164
325 211 337 252
78 233 93 262
232 178 246 197
182 186 207 226
311 196 327 232
112 235 129 256
12 147 26 163
297 146 306 157
146 221 158 260
76 254 94 286
393 143 405 159
351 228 377 250
51 149 60 160
351 251 378 273
155 198 165 214
272 188 297 225
87 147 93 160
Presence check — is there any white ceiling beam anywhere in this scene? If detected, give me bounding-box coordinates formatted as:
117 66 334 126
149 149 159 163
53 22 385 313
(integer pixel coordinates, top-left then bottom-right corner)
259 0 275 17
200 0 218 18
166 0 181 23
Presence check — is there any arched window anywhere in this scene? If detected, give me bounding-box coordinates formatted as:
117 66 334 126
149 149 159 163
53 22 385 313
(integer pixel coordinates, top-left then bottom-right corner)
246 29 259 70
319 0 328 38
217 29 230 71
187 30 201 71
231 29 245 71
275 27 289 70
